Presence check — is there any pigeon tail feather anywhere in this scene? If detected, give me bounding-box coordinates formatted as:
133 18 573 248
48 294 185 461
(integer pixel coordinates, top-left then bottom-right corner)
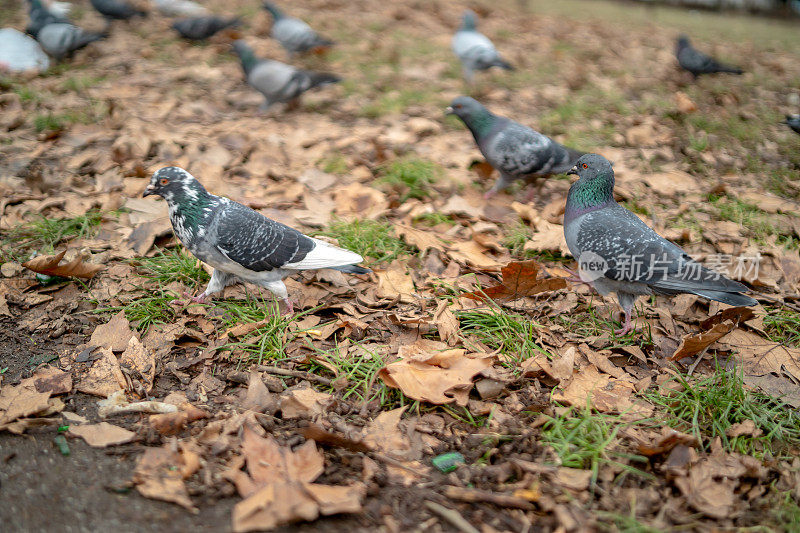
690 289 757 307
331 264 371 275
307 71 341 88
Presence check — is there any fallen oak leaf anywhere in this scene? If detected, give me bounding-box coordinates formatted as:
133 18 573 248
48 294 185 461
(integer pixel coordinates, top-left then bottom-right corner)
378 347 495 406
463 260 566 303
69 422 136 447
22 249 103 279
670 320 736 362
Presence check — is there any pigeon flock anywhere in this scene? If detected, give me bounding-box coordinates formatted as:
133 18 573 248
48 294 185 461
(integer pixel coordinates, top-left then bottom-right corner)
11 1 797 335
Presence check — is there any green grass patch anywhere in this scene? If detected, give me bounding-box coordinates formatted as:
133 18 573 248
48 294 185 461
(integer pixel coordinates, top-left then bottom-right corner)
540 405 651 486
305 342 403 407
458 308 552 366
645 365 800 456
134 247 210 289
102 290 179 331
33 110 92 132
707 193 796 248
764 307 800 348
413 212 456 227
376 156 442 201
319 218 410 265
218 295 303 365
317 154 349 175
1 211 104 263
61 74 106 92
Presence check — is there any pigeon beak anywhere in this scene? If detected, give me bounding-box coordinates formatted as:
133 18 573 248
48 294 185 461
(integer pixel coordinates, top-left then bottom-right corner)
445 106 454 115
566 165 579 176
143 184 156 197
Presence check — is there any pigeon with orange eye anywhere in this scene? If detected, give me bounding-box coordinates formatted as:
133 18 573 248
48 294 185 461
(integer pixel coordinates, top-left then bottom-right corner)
143 167 371 314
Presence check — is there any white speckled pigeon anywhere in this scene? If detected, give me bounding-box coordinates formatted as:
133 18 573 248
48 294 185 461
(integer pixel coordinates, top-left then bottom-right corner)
143 167 370 313
263 1 334 57
36 22 106 60
676 35 743 79
451 10 513 84
173 16 239 41
232 40 340 110
564 153 757 335
447 96 585 200
784 114 800 135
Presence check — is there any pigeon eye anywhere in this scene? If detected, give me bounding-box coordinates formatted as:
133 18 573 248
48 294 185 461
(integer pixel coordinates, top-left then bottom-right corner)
582 163 588 169
160 178 169 186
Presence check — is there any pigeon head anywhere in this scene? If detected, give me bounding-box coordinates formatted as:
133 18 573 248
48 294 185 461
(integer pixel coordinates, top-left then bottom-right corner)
446 96 495 137
144 167 208 206
676 34 690 49
460 10 477 31
232 40 257 74
565 154 615 215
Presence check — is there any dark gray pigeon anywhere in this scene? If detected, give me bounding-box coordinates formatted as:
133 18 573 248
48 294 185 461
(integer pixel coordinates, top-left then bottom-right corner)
172 16 240 41
90 0 147 21
26 0 69 37
263 2 334 56
451 10 513 84
447 96 585 200
676 35 743 78
143 167 370 313
232 40 340 110
564 153 756 335
784 114 800 135
37 23 106 60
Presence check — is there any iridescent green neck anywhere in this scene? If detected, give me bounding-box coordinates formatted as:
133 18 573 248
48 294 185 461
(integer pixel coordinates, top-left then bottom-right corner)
465 108 496 140
565 172 615 221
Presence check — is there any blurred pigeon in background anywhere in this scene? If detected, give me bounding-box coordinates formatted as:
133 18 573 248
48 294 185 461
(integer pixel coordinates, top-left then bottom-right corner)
262 1 334 56
451 10 513 84
90 0 147 22
447 96 584 200
25 0 69 37
173 16 240 40
36 22 105 60
675 35 743 78
783 114 800 135
232 40 340 110
154 0 208 17
564 153 756 335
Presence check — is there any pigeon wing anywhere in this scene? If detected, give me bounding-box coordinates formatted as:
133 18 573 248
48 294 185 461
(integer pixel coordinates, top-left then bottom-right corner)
212 201 315 272
577 205 749 295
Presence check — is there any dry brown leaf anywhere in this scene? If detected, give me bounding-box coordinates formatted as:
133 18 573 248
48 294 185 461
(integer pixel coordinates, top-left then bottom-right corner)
463 260 566 303
556 468 592 491
280 388 333 419
68 422 136 447
670 320 736 361
362 406 412 456
375 260 416 303
22 249 104 279
674 460 737 519
554 365 652 416
241 371 277 414
718 329 800 382
433 300 459 346
674 91 697 113
0 381 52 428
394 224 446 252
637 427 699 457
76 346 127 398
31 366 72 395
447 240 501 270
90 311 136 353
379 344 495 406
133 444 197 511
119 336 155 393
725 419 762 438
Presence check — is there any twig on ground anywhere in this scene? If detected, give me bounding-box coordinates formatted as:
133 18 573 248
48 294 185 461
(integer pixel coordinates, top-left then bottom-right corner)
256 365 333 386
443 486 536 510
424 501 479 533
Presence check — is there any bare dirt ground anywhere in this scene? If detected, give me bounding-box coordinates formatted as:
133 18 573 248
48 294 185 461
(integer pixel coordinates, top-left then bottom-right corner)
2 0 800 531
